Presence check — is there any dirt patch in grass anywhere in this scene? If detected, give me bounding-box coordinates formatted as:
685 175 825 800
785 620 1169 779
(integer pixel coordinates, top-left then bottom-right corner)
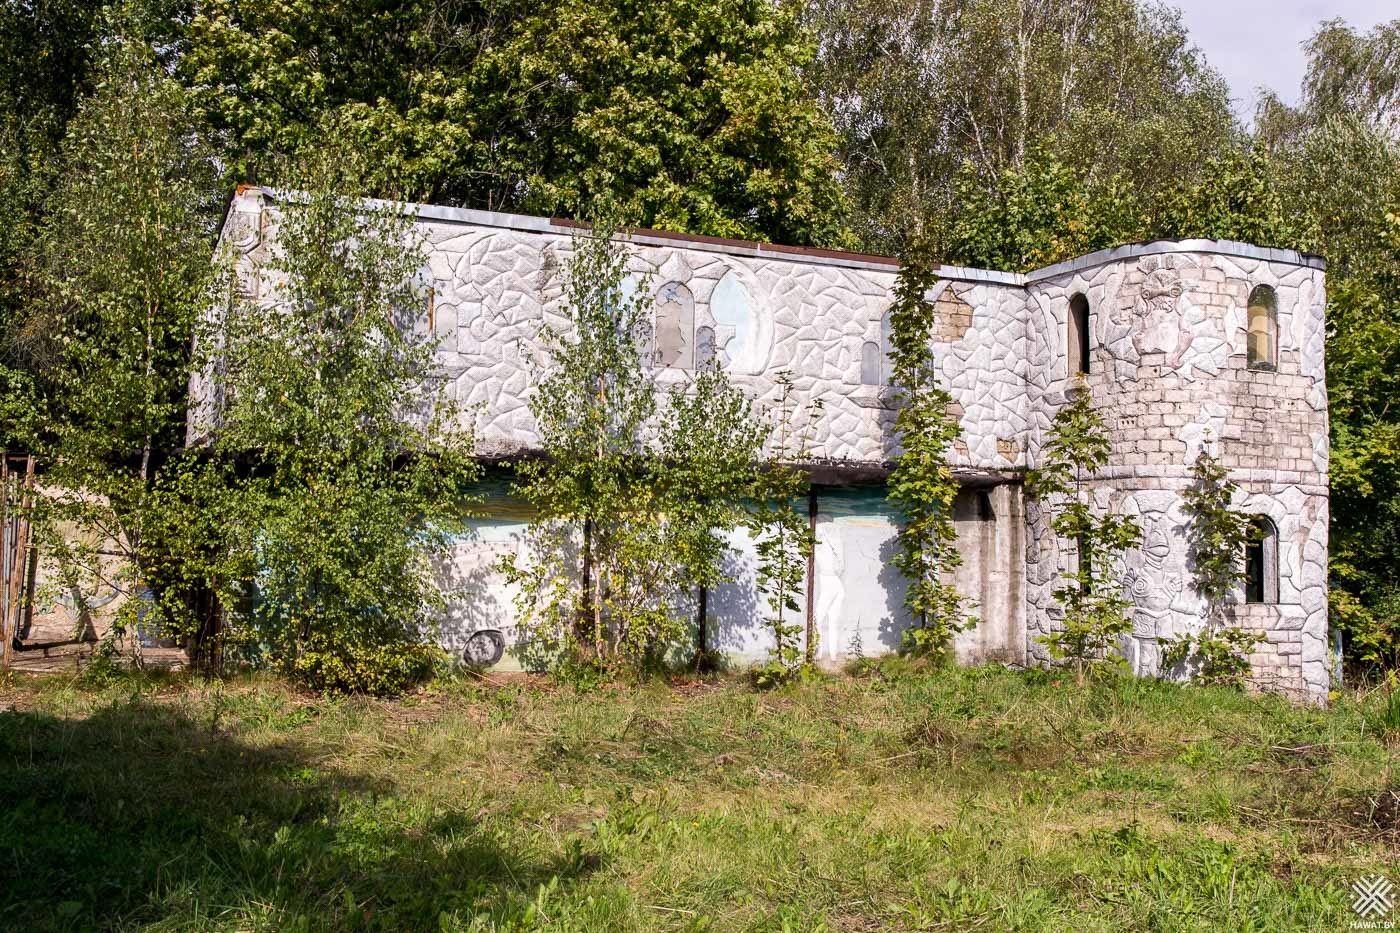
1342 784 1400 842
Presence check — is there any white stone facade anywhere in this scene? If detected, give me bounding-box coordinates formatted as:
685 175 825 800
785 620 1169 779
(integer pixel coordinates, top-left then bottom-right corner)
197 188 1331 702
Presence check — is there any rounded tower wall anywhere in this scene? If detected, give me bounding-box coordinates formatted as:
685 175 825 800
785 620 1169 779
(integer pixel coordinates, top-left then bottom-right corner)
1022 243 1329 701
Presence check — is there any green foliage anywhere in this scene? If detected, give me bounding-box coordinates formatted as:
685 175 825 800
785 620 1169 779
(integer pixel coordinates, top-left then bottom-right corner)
1160 626 1259 691
1257 22 1400 670
1158 147 1316 249
505 219 766 676
944 146 1309 275
504 218 667 670
0 2 189 435
183 0 849 246
202 160 481 694
1376 672 1400 738
943 150 1145 274
14 34 221 647
1180 447 1255 624
1027 388 1142 686
748 372 815 687
885 244 971 658
805 0 1237 253
1160 447 1260 688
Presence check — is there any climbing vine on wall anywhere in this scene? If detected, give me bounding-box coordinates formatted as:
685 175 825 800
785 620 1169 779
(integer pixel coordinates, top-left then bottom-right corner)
1160 444 1260 687
885 244 972 659
1027 387 1142 686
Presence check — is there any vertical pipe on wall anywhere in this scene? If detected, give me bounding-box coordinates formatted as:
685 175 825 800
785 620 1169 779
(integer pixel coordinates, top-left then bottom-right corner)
805 487 817 664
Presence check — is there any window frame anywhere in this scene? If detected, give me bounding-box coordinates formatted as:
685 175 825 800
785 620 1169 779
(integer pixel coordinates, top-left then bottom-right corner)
1244 516 1279 605
1246 284 1279 372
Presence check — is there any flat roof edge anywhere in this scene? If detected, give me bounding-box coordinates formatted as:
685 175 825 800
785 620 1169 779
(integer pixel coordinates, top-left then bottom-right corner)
246 188 1326 280
1026 239 1326 282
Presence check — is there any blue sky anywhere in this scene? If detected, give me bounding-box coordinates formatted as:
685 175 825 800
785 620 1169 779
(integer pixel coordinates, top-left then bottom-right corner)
1171 1 1393 118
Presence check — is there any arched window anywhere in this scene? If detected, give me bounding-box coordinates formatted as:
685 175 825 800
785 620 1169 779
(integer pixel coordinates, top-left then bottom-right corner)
653 281 695 369
860 340 882 385
1244 516 1278 604
1068 293 1091 376
1247 285 1278 372
711 271 753 370
695 326 717 369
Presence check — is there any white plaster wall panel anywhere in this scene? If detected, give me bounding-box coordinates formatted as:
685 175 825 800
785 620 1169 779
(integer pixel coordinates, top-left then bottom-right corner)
435 517 532 671
708 526 780 662
415 218 1061 468
811 489 911 661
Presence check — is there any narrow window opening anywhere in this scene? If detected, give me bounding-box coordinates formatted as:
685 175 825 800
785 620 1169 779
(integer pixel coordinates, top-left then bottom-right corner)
653 281 694 369
977 490 994 521
1247 285 1278 371
1068 293 1091 376
696 325 717 369
1244 516 1278 604
860 340 882 385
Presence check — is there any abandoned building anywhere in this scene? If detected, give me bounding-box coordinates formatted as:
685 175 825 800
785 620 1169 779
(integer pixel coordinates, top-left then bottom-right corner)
193 186 1331 702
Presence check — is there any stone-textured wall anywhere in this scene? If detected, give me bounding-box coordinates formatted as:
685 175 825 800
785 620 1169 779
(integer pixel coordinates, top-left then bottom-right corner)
198 190 1329 701
419 221 1036 470
1024 249 1329 702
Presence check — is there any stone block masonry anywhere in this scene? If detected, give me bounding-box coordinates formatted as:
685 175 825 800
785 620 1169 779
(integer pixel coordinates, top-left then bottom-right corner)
194 189 1331 703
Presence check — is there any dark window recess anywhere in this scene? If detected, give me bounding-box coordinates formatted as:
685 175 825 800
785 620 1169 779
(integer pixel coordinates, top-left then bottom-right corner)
1244 516 1278 604
1245 539 1265 603
1068 294 1091 375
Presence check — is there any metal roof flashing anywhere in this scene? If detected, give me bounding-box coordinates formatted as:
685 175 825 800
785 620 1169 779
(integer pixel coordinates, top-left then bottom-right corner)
1026 239 1326 282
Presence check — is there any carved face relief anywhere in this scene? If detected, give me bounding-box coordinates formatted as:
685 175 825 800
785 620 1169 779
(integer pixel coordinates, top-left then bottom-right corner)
228 210 262 255
1133 268 1184 355
1126 258 1233 380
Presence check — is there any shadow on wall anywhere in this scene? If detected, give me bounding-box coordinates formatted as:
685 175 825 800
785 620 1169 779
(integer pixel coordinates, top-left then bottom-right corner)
0 699 602 928
433 506 583 672
708 540 768 660
877 532 910 655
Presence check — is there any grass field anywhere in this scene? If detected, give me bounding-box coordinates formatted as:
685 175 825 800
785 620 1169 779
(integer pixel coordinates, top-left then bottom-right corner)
0 662 1396 930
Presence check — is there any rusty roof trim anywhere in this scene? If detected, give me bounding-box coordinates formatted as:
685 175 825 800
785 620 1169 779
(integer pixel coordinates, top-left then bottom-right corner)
548 216 904 268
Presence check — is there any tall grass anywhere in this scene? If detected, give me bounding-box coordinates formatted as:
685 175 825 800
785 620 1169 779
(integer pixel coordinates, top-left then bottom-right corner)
0 664 1393 930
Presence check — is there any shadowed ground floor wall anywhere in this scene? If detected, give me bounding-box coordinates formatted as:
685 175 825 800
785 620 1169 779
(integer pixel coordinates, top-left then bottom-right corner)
434 482 1028 673
438 473 1329 703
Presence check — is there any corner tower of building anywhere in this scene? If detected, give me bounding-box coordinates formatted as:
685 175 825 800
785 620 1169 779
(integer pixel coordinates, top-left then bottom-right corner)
1021 243 1329 700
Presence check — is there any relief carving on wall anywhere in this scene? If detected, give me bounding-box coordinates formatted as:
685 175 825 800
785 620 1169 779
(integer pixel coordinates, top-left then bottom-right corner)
1110 257 1231 381
653 281 695 368
1120 492 1198 646
227 208 263 299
